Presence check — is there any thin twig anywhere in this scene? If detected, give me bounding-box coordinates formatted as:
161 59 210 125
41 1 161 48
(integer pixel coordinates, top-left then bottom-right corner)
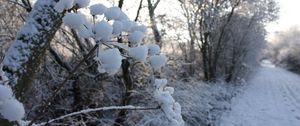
36 105 160 126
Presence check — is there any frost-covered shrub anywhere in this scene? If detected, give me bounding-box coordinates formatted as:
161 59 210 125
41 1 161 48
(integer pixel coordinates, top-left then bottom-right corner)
58 2 184 125
154 79 184 126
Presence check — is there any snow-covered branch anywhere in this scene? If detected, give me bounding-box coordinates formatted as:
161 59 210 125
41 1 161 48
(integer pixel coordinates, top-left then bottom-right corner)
36 105 159 126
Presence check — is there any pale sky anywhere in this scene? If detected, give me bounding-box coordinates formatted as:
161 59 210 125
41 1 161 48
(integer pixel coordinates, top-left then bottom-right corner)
266 0 300 34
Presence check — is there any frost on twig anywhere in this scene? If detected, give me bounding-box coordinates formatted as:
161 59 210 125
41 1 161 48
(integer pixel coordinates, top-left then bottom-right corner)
36 105 159 126
154 79 184 126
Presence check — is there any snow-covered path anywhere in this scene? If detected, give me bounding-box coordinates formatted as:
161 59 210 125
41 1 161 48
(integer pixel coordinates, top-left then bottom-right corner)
220 66 300 126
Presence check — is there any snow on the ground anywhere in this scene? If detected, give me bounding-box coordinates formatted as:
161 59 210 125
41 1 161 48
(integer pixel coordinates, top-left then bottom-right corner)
172 80 240 126
219 65 300 126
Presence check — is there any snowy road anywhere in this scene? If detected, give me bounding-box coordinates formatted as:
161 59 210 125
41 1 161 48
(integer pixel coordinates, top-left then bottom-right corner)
220 66 300 126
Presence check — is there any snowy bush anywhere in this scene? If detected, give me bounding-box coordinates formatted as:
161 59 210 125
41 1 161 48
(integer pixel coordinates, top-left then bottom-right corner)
0 1 183 125
58 2 184 126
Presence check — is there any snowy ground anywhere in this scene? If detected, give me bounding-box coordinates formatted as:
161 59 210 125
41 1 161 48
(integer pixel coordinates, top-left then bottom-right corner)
219 65 300 126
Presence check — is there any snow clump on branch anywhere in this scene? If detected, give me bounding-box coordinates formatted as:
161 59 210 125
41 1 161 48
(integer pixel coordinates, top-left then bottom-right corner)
90 4 107 16
94 48 122 75
0 67 25 122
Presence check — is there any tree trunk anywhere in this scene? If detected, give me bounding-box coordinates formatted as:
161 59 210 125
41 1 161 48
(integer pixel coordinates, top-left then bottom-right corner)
147 0 162 47
2 0 64 101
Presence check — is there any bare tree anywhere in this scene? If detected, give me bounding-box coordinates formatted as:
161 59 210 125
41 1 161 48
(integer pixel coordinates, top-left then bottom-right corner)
147 0 162 47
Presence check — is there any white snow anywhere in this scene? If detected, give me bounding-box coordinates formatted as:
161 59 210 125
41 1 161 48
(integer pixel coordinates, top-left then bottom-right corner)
0 85 13 102
104 7 121 20
95 48 122 75
76 26 92 38
0 99 25 121
128 31 144 44
116 11 129 21
63 13 85 29
112 21 124 36
128 46 148 62
93 20 113 41
149 54 167 70
131 24 147 33
54 0 74 13
89 4 107 16
220 66 300 126
148 43 160 56
154 79 184 126
74 0 90 8
121 20 134 32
